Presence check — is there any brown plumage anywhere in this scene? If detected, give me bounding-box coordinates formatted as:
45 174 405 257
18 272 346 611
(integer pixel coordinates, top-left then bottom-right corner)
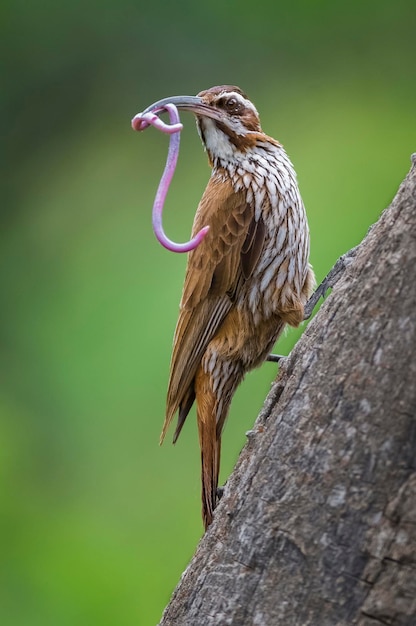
147 85 315 529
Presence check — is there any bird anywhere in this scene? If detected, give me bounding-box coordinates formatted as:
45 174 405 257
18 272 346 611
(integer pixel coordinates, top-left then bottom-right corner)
145 85 315 529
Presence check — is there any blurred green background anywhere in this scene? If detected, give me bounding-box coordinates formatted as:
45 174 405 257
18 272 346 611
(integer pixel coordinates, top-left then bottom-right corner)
1 0 415 624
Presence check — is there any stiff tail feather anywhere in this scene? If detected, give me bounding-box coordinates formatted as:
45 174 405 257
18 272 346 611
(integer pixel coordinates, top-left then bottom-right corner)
195 366 223 529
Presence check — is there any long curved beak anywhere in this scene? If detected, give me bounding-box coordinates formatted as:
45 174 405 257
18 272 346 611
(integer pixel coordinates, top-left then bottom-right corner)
139 95 222 121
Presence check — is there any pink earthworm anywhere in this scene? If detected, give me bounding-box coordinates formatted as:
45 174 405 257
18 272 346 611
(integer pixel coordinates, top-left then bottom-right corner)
131 103 209 253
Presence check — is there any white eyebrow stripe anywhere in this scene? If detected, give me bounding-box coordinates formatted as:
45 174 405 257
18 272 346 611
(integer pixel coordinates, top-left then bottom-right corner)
217 91 259 116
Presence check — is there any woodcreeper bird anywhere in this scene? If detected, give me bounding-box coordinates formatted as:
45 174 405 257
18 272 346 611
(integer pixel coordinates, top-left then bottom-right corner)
145 85 315 529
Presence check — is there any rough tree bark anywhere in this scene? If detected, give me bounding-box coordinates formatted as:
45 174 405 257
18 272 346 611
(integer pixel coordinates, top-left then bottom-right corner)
159 156 416 626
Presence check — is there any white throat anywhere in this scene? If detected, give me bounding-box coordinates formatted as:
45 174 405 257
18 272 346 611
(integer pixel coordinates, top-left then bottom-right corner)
199 118 235 162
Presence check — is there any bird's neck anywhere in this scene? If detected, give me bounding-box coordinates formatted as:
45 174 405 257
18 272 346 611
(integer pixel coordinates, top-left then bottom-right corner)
200 117 279 167
210 138 300 219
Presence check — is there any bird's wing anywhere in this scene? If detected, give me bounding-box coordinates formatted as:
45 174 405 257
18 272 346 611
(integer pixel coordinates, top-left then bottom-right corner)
161 175 266 442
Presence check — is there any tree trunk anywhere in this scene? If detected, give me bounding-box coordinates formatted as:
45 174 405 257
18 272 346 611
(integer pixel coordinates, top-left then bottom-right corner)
159 155 416 626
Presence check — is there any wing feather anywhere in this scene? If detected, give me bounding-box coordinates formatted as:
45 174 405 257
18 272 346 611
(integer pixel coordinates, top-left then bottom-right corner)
241 217 266 279
161 174 266 442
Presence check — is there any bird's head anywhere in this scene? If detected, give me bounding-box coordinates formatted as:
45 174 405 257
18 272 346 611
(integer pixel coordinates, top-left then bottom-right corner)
136 85 268 165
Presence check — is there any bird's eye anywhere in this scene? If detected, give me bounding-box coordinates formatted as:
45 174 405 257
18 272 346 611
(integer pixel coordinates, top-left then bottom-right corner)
227 98 237 109
217 96 243 114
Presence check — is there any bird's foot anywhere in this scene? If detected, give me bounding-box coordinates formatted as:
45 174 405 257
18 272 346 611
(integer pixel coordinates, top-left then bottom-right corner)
304 245 359 320
266 354 285 363
216 486 225 502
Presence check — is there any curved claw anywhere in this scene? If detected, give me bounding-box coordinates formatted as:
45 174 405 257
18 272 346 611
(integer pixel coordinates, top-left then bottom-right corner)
131 103 209 253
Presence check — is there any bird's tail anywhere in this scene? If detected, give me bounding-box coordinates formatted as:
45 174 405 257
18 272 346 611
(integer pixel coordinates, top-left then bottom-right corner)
195 363 242 529
198 414 221 530
195 374 221 530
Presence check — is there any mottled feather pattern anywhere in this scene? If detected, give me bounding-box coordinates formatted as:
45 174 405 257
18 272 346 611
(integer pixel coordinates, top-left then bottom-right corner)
220 140 313 325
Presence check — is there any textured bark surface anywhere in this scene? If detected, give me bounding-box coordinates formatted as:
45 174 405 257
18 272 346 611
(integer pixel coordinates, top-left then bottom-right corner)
159 156 416 626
